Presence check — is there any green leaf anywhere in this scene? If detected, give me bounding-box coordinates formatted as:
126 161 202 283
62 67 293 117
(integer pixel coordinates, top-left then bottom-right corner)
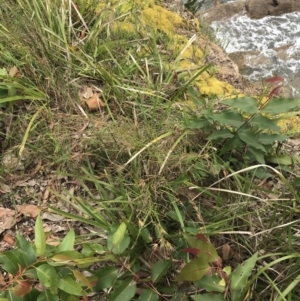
230 252 258 301
93 267 118 290
36 290 59 301
191 294 226 301
222 97 259 114
151 260 172 283
107 279 136 301
16 233 36 265
207 129 234 140
194 275 225 293
36 264 58 295
261 97 300 115
175 258 210 282
107 231 130 255
266 154 293 166
1 290 23 301
138 289 159 301
186 118 209 129
112 222 127 247
220 135 243 155
58 276 84 296
0 251 24 274
247 148 265 164
213 111 244 127
0 68 8 76
183 234 219 263
91 243 105 254
57 230 75 252
35 215 46 256
249 115 280 131
237 127 266 151
257 133 287 145
140 228 152 243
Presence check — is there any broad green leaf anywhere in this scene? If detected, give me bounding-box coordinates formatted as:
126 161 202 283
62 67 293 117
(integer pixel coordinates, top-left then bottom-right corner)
0 68 7 76
247 148 265 164
73 270 92 289
37 290 58 301
91 243 105 254
16 233 36 265
213 111 244 127
107 232 130 255
138 289 159 301
35 215 46 256
261 97 300 115
257 133 287 145
107 279 136 301
151 260 172 283
0 251 24 274
58 276 84 296
52 251 83 261
237 128 265 151
57 230 75 252
220 135 242 155
222 97 259 114
230 252 258 301
175 258 210 282
266 154 292 166
140 228 152 243
66 296 79 301
1 290 23 301
112 222 127 247
194 275 225 293
249 115 280 131
93 267 118 290
186 118 209 129
207 129 234 140
183 234 219 263
191 294 226 301
36 264 58 295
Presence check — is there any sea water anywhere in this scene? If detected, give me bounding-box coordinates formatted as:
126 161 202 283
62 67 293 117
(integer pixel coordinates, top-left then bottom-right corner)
201 0 300 95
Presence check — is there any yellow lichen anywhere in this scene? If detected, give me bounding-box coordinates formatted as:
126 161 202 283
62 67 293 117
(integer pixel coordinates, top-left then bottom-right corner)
141 5 184 34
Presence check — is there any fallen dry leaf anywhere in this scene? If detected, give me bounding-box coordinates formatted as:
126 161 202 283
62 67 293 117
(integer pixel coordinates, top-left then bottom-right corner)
84 92 105 111
9 66 18 77
17 204 41 218
0 182 11 194
0 207 18 233
3 233 15 246
42 212 64 222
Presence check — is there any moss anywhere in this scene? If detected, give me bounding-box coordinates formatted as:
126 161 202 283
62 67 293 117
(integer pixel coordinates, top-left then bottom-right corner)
95 0 237 97
141 5 184 34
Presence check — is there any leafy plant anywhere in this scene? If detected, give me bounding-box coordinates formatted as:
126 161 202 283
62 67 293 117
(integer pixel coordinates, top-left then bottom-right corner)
186 77 300 167
175 233 258 301
0 67 45 108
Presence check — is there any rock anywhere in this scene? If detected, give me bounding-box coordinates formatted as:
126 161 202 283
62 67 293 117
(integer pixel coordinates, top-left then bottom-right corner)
200 1 246 24
201 0 300 23
245 0 300 19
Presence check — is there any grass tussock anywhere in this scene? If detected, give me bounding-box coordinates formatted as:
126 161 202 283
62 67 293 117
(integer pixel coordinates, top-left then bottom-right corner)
0 0 300 300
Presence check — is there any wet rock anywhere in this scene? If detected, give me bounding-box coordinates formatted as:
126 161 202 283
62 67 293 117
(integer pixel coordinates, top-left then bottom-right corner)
200 1 246 24
201 0 300 23
245 0 300 19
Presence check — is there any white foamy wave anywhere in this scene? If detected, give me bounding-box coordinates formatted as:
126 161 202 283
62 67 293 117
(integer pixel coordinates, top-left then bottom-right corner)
209 10 300 95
